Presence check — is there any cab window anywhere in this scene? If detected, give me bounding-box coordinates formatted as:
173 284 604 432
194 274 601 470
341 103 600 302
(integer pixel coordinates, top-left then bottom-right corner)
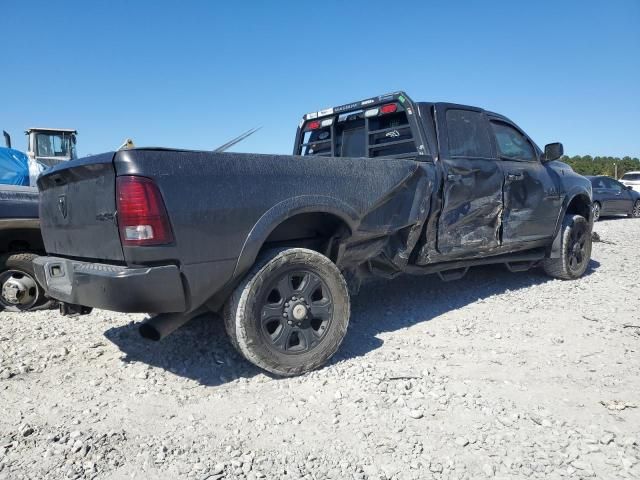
490 121 536 162
445 109 492 158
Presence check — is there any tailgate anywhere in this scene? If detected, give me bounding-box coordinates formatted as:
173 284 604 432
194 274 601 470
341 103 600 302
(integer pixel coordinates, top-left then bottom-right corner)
37 152 124 262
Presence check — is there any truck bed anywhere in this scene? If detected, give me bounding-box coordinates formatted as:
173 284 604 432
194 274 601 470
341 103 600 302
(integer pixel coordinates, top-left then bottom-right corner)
37 149 435 312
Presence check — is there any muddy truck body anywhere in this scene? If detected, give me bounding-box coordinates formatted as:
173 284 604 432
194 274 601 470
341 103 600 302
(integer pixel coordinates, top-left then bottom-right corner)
33 92 593 375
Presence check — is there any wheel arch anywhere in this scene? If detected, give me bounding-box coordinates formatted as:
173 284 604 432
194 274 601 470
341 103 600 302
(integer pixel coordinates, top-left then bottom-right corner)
232 196 359 281
0 227 45 255
565 192 593 220
548 190 592 258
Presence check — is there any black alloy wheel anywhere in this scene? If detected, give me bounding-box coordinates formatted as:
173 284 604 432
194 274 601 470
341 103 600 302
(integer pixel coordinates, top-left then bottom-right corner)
224 248 350 377
543 214 592 280
566 219 589 275
259 269 333 354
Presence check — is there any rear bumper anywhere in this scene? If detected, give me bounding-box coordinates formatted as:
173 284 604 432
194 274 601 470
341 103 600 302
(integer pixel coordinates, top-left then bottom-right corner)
33 256 186 313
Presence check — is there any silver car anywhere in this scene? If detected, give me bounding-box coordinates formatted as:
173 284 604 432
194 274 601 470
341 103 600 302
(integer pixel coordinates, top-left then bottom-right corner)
620 171 640 192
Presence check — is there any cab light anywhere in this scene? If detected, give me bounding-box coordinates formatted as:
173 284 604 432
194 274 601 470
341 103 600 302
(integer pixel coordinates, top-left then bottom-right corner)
380 103 398 114
307 120 321 130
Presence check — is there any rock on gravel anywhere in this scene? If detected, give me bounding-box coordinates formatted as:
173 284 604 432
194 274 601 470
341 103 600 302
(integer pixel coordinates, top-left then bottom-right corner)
1 218 640 479
407 409 424 419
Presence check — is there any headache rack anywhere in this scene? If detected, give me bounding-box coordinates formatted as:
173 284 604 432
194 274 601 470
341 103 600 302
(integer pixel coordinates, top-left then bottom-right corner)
294 91 427 160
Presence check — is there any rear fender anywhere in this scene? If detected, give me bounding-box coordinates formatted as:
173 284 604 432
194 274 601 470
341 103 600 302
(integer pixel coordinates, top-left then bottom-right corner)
232 195 359 279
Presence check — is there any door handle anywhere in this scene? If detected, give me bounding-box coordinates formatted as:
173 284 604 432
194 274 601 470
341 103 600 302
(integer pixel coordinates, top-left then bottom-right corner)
447 174 461 181
507 173 523 181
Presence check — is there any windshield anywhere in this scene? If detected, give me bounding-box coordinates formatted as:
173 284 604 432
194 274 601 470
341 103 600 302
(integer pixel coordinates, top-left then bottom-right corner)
621 173 640 181
35 132 77 160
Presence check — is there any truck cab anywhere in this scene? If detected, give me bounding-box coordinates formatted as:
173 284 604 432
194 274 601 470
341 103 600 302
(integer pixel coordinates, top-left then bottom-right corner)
294 92 590 264
25 128 78 168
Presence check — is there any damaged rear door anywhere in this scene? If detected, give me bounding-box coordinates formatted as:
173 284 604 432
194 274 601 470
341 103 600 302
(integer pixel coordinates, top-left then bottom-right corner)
435 107 503 255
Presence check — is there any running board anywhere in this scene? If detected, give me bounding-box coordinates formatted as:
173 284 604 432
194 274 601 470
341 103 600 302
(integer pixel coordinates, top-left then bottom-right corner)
437 267 469 282
404 248 546 277
505 260 538 272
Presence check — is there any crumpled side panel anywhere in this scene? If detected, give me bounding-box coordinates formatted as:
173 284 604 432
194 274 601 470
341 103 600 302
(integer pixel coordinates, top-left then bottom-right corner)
501 167 562 243
434 195 503 252
414 157 505 265
339 163 435 272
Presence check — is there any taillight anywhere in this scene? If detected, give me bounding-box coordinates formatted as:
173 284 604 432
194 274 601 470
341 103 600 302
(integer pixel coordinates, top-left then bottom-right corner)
380 103 398 114
116 176 174 246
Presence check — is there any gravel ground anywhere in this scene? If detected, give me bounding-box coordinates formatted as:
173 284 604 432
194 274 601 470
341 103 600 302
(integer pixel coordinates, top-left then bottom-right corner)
1 218 639 480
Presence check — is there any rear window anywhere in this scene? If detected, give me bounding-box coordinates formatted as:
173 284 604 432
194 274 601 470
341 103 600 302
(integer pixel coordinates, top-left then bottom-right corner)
622 173 640 181
298 104 417 159
446 109 492 158
301 128 332 156
339 127 366 157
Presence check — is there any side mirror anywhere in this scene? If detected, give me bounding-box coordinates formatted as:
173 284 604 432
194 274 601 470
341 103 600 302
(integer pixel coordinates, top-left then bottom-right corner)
543 142 563 162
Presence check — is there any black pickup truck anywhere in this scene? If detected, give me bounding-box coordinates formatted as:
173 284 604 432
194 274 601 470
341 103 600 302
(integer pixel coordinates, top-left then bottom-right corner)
33 92 592 376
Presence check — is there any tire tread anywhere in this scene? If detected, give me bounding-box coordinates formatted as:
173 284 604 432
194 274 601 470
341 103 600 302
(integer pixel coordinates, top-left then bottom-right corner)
224 248 350 377
543 214 591 280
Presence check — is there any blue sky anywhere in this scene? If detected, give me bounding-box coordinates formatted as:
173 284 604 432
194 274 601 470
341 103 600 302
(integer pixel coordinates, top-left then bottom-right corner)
3 0 639 157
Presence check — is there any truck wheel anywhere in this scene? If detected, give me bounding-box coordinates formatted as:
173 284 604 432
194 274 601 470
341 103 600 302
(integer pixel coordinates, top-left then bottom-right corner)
224 248 350 376
543 214 592 280
0 253 50 312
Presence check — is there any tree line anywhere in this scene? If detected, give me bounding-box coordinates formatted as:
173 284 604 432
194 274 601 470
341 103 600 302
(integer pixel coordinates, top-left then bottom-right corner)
561 155 640 178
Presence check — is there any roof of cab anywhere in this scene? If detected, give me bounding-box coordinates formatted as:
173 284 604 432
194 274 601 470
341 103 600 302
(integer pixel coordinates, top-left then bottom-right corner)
25 128 77 134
